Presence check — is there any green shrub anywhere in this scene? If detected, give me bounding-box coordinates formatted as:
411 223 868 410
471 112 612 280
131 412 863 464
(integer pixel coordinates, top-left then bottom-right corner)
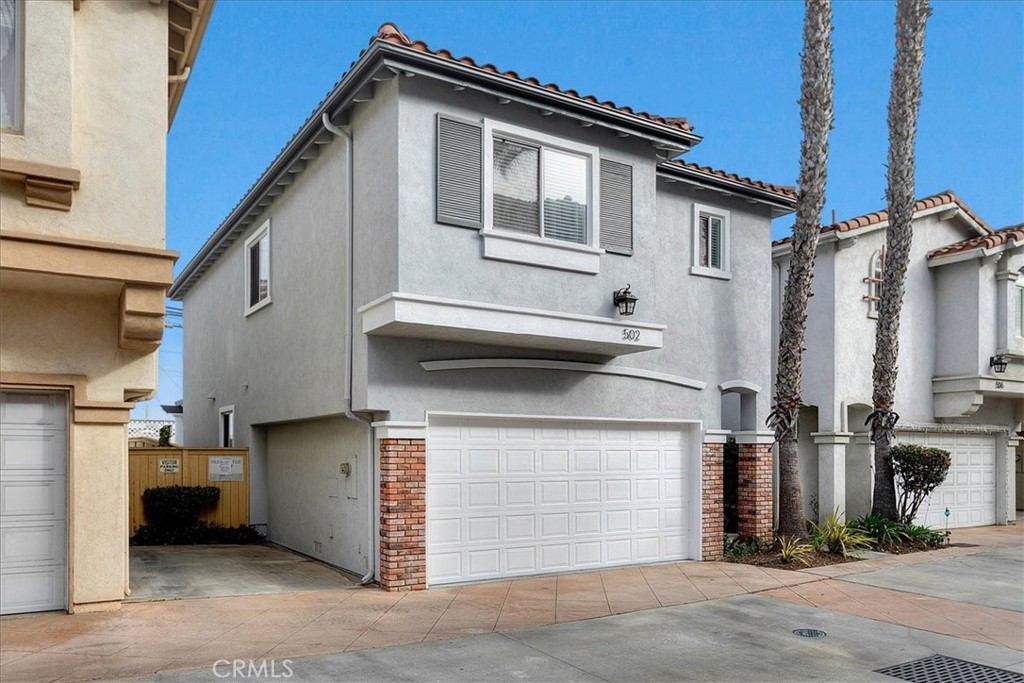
725 536 771 559
902 524 947 548
158 425 172 447
776 535 814 566
809 510 873 556
142 485 220 529
851 514 909 549
131 523 265 546
889 443 951 524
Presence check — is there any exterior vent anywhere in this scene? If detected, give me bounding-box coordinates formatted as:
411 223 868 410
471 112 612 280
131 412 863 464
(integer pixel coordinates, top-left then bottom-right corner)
875 655 1023 683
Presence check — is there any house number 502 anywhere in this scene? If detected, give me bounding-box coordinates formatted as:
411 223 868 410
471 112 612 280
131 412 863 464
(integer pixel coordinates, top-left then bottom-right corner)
621 328 641 341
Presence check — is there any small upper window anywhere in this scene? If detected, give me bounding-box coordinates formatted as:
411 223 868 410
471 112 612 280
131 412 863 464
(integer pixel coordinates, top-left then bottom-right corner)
691 204 730 279
0 0 21 131
864 248 885 318
219 407 234 447
1015 281 1023 338
245 220 271 315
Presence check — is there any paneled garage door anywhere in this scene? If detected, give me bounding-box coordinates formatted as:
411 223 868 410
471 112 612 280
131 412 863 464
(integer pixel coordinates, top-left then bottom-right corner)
899 432 995 529
0 392 68 615
426 417 698 585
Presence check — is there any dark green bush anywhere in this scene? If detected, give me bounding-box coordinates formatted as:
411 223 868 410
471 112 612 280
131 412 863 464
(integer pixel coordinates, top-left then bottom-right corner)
725 535 771 558
902 523 947 548
851 514 909 549
889 443 951 524
158 425 172 447
131 523 265 546
142 485 221 528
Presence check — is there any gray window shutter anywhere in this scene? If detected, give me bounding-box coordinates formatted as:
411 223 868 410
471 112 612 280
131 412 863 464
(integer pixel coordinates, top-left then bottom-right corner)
599 159 633 255
709 216 722 268
436 115 483 228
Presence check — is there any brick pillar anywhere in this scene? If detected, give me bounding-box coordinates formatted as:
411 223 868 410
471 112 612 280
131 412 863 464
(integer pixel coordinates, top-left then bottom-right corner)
737 437 774 542
701 442 725 560
379 438 426 591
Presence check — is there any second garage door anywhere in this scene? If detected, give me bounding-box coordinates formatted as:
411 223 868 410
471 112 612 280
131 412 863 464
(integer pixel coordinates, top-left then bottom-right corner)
899 431 996 529
426 417 698 585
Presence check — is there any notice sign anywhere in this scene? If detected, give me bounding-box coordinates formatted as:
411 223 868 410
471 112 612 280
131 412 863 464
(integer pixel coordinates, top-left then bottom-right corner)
158 458 180 474
208 456 244 482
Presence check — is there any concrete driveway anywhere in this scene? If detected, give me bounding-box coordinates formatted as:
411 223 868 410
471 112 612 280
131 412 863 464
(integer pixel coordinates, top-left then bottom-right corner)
128 545 358 601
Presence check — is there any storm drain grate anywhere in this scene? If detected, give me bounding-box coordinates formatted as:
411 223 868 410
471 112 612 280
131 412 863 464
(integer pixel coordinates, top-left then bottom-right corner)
792 629 827 638
875 654 1024 683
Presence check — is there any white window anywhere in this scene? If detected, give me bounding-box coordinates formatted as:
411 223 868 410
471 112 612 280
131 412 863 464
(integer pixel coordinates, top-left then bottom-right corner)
690 204 730 279
1015 280 1024 339
244 220 271 315
864 248 885 318
482 120 602 274
219 406 234 447
0 0 20 131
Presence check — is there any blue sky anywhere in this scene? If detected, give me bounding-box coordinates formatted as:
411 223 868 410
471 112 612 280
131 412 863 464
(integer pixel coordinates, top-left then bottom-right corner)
133 0 1023 418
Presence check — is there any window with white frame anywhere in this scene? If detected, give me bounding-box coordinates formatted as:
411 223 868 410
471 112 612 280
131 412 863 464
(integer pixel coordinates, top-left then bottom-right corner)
244 220 271 314
864 248 885 317
690 204 730 278
1015 279 1024 339
219 406 234 447
0 0 20 131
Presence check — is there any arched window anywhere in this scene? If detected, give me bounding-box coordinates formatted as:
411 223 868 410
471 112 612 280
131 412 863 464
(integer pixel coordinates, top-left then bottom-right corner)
864 248 885 317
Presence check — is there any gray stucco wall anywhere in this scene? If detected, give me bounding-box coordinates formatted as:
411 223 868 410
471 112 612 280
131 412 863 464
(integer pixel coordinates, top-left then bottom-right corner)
355 77 776 426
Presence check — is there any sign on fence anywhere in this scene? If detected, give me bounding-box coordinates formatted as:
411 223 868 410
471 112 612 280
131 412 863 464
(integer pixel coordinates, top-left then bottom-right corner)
158 458 181 474
208 455 244 482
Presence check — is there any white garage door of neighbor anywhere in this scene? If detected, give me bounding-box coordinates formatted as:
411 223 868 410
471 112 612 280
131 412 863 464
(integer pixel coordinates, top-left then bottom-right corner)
899 432 996 529
426 417 697 585
0 392 68 615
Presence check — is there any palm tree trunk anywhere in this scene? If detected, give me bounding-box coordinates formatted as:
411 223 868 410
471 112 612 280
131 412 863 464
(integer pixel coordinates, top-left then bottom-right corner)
771 0 834 540
870 0 931 521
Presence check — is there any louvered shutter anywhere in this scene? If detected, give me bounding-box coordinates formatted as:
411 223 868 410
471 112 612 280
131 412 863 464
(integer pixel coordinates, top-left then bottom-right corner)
599 160 633 255
436 115 483 228
709 216 722 269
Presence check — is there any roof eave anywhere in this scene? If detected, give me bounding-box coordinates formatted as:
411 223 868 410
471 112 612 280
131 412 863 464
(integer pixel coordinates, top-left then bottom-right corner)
656 166 796 216
168 0 215 130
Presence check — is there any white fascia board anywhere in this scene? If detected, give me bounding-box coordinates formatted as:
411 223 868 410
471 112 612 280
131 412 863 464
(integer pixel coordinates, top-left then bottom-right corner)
359 292 665 356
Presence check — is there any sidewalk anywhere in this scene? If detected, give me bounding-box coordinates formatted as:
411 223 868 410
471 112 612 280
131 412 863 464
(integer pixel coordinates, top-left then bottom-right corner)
1 522 1018 683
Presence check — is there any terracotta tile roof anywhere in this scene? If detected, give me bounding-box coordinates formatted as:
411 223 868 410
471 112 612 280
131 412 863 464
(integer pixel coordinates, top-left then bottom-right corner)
927 223 1024 260
772 190 992 247
661 159 797 199
373 23 695 135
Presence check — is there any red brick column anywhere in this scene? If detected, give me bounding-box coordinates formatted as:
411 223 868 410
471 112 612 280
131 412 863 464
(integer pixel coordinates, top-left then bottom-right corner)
737 441 774 542
379 438 426 591
701 442 725 561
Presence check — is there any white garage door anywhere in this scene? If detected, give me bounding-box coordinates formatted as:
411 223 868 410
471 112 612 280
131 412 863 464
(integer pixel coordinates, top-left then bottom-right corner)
899 432 996 529
0 392 68 615
426 417 698 585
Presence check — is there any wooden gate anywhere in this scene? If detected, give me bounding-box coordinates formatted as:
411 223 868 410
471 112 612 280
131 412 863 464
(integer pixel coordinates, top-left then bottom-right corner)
128 447 250 534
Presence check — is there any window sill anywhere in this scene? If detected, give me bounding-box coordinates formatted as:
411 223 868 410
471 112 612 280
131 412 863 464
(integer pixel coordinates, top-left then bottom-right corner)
481 229 603 274
245 297 272 317
689 265 731 281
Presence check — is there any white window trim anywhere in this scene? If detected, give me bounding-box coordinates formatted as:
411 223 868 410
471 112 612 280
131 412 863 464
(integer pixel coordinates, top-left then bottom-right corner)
244 219 271 316
481 119 602 272
866 250 884 319
1012 279 1024 353
218 405 235 448
0 0 22 133
690 203 731 280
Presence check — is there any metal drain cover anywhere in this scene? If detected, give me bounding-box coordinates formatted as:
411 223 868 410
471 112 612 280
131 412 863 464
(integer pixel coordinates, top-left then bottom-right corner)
876 654 1023 683
792 629 827 638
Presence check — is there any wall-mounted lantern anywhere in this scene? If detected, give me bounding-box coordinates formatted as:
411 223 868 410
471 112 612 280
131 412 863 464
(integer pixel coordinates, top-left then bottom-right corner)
613 285 637 316
989 354 1009 374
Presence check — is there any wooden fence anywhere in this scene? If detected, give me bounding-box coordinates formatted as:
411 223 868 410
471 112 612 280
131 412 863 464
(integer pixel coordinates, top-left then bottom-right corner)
128 447 250 534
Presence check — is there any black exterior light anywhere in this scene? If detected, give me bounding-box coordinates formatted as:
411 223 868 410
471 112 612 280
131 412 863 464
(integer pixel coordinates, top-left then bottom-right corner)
613 285 638 316
989 354 1009 374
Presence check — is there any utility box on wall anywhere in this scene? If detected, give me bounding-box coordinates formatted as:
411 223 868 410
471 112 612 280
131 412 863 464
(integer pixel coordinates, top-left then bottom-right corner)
128 447 250 533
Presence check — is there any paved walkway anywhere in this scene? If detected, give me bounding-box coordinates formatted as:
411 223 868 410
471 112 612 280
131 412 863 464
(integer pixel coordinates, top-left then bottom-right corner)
0 522 1019 683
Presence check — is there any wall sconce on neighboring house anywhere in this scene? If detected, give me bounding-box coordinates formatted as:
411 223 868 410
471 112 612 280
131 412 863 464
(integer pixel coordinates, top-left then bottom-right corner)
989 354 1009 374
207 391 216 401
613 285 638 316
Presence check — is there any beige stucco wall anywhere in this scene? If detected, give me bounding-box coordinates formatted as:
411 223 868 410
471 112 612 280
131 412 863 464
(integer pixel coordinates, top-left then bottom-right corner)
0 0 171 611
1 0 167 248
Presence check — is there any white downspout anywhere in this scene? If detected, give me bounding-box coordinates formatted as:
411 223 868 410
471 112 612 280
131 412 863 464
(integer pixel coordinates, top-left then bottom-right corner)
321 113 376 585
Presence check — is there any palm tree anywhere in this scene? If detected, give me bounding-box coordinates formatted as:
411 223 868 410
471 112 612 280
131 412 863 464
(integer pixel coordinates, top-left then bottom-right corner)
770 0 834 540
869 0 931 520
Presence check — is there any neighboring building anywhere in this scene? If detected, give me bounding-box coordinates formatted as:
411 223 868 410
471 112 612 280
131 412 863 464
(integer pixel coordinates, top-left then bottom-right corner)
128 418 177 447
771 195 1022 529
170 24 795 590
0 0 213 614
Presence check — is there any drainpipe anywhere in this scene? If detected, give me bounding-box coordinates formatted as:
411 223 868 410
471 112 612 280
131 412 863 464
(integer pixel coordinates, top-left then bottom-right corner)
321 113 376 585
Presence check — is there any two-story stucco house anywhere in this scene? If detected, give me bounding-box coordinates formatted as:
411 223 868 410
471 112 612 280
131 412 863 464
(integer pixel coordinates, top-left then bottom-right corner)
170 24 796 590
0 0 213 614
771 194 1022 530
